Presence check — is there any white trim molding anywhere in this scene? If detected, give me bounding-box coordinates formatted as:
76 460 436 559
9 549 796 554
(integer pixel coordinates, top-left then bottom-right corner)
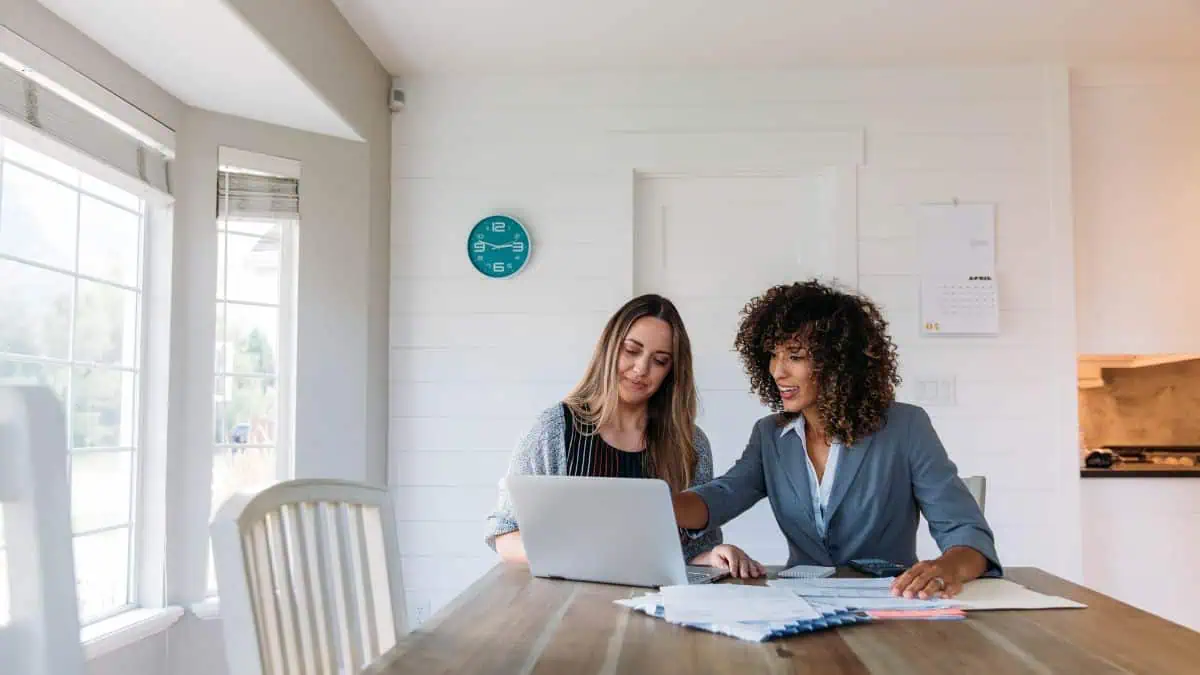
81 606 184 660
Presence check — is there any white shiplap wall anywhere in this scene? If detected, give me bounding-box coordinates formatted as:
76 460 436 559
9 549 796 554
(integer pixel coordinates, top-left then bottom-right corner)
389 67 1082 626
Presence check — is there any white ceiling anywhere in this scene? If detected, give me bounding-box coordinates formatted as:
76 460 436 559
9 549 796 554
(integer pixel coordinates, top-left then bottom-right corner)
332 0 1200 75
36 0 360 139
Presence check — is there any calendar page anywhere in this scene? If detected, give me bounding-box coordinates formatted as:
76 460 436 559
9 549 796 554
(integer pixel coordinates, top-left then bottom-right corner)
917 204 999 336
920 276 999 335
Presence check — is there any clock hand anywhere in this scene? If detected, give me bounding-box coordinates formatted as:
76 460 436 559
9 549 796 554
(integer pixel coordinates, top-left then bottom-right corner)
491 242 514 249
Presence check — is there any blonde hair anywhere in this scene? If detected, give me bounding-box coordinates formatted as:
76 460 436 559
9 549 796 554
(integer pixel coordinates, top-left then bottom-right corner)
563 294 698 493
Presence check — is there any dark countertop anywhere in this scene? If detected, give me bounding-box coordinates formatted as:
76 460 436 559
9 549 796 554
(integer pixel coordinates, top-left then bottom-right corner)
1081 463 1200 478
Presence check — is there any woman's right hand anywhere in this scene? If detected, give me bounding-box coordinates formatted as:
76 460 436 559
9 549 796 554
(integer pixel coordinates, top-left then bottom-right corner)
694 544 765 579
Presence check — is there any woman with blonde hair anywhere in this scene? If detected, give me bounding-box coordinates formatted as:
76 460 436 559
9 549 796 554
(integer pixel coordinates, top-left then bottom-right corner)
486 293 759 571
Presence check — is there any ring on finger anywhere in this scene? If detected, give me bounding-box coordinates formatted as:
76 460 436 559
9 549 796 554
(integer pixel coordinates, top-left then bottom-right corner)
932 577 946 591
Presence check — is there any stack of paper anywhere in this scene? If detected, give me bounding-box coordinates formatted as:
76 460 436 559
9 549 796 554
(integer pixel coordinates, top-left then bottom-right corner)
614 584 869 642
777 564 836 579
613 577 1085 641
768 577 954 611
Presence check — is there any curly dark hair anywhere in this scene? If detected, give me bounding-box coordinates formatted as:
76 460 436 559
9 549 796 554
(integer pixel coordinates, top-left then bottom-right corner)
734 280 901 445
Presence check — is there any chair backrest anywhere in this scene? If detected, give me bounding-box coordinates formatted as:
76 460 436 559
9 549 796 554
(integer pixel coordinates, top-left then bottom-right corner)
0 386 86 675
962 475 987 513
212 479 408 675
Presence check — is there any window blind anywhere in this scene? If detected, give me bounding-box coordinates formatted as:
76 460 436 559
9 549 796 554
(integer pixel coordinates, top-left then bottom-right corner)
0 51 172 195
216 170 300 219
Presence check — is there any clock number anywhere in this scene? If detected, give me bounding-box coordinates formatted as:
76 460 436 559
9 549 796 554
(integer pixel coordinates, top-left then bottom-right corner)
512 241 525 253
492 262 506 274
491 221 507 233
472 240 486 254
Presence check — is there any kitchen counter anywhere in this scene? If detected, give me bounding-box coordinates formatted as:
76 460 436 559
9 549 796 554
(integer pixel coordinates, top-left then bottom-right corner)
1081 463 1200 478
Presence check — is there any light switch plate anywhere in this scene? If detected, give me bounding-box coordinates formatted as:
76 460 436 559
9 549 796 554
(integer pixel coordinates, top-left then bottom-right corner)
912 376 957 406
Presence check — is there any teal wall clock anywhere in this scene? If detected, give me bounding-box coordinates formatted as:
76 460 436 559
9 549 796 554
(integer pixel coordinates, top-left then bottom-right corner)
468 215 531 279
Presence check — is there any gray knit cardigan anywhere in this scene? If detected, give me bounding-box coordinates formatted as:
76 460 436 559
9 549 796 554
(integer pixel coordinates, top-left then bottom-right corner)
484 404 723 562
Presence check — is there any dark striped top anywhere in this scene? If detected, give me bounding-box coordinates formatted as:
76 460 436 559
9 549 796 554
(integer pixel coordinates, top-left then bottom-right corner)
561 403 654 479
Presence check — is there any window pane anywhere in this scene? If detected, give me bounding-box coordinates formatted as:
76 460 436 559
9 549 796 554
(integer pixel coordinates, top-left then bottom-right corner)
208 445 278 594
225 231 280 304
0 260 73 360
212 446 277 508
216 231 226 299
0 163 79 270
224 218 280 238
4 139 80 186
214 376 277 445
225 303 279 375
72 367 136 448
73 527 130 623
71 451 133 533
0 359 69 404
79 196 140 287
74 280 139 367
80 175 141 212
215 303 226 372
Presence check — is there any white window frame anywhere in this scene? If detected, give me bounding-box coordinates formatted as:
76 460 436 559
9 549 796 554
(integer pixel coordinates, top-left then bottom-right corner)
0 117 181 656
204 148 299 597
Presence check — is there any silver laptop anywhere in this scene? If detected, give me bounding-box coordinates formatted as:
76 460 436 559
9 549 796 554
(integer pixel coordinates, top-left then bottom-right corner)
505 474 729 587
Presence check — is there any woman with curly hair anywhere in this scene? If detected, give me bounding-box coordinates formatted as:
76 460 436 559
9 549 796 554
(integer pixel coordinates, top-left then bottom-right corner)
673 280 1000 599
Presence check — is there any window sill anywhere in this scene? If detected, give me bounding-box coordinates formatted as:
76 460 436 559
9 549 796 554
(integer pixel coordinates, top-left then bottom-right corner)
190 596 221 620
81 606 185 660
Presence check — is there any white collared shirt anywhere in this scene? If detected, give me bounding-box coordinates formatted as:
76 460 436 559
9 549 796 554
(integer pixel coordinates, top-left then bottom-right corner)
780 416 842 538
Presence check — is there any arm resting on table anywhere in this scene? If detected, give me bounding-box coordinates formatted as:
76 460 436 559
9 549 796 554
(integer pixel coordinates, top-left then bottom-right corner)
907 407 1002 577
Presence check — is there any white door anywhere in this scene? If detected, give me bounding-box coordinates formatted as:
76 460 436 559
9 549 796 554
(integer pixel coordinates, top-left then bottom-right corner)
634 173 853 564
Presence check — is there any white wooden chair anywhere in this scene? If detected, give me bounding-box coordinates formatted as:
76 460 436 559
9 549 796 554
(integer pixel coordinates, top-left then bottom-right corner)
0 385 87 675
963 475 987 513
212 479 408 675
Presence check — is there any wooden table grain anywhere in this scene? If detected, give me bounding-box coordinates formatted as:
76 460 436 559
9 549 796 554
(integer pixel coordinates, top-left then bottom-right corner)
366 565 1200 674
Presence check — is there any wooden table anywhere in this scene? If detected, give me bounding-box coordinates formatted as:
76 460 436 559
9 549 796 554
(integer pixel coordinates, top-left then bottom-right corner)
368 564 1200 674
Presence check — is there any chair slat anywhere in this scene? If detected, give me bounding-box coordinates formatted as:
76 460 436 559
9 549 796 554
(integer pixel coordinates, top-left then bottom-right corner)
335 503 366 671
250 520 283 675
360 506 396 654
321 502 356 671
273 506 308 675
351 504 381 659
286 503 320 675
307 502 340 675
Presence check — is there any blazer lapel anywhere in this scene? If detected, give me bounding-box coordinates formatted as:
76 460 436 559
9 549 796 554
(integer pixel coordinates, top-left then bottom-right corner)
824 434 875 524
773 432 825 550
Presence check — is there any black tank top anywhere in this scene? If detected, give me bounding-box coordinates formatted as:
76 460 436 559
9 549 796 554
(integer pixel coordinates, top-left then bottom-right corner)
561 403 654 479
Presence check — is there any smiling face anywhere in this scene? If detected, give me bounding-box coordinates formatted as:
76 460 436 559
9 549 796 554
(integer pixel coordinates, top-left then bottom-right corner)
616 316 674 406
768 339 819 414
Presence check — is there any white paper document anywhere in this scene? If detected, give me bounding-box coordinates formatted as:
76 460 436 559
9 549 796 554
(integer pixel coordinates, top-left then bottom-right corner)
660 584 821 624
768 577 896 598
952 579 1086 611
778 564 836 579
768 578 955 610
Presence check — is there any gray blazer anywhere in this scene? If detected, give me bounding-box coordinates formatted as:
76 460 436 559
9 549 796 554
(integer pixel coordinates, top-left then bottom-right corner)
485 404 723 561
690 402 1001 571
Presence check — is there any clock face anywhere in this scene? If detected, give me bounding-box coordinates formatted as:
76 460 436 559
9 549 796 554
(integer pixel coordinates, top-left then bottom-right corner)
468 215 531 279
